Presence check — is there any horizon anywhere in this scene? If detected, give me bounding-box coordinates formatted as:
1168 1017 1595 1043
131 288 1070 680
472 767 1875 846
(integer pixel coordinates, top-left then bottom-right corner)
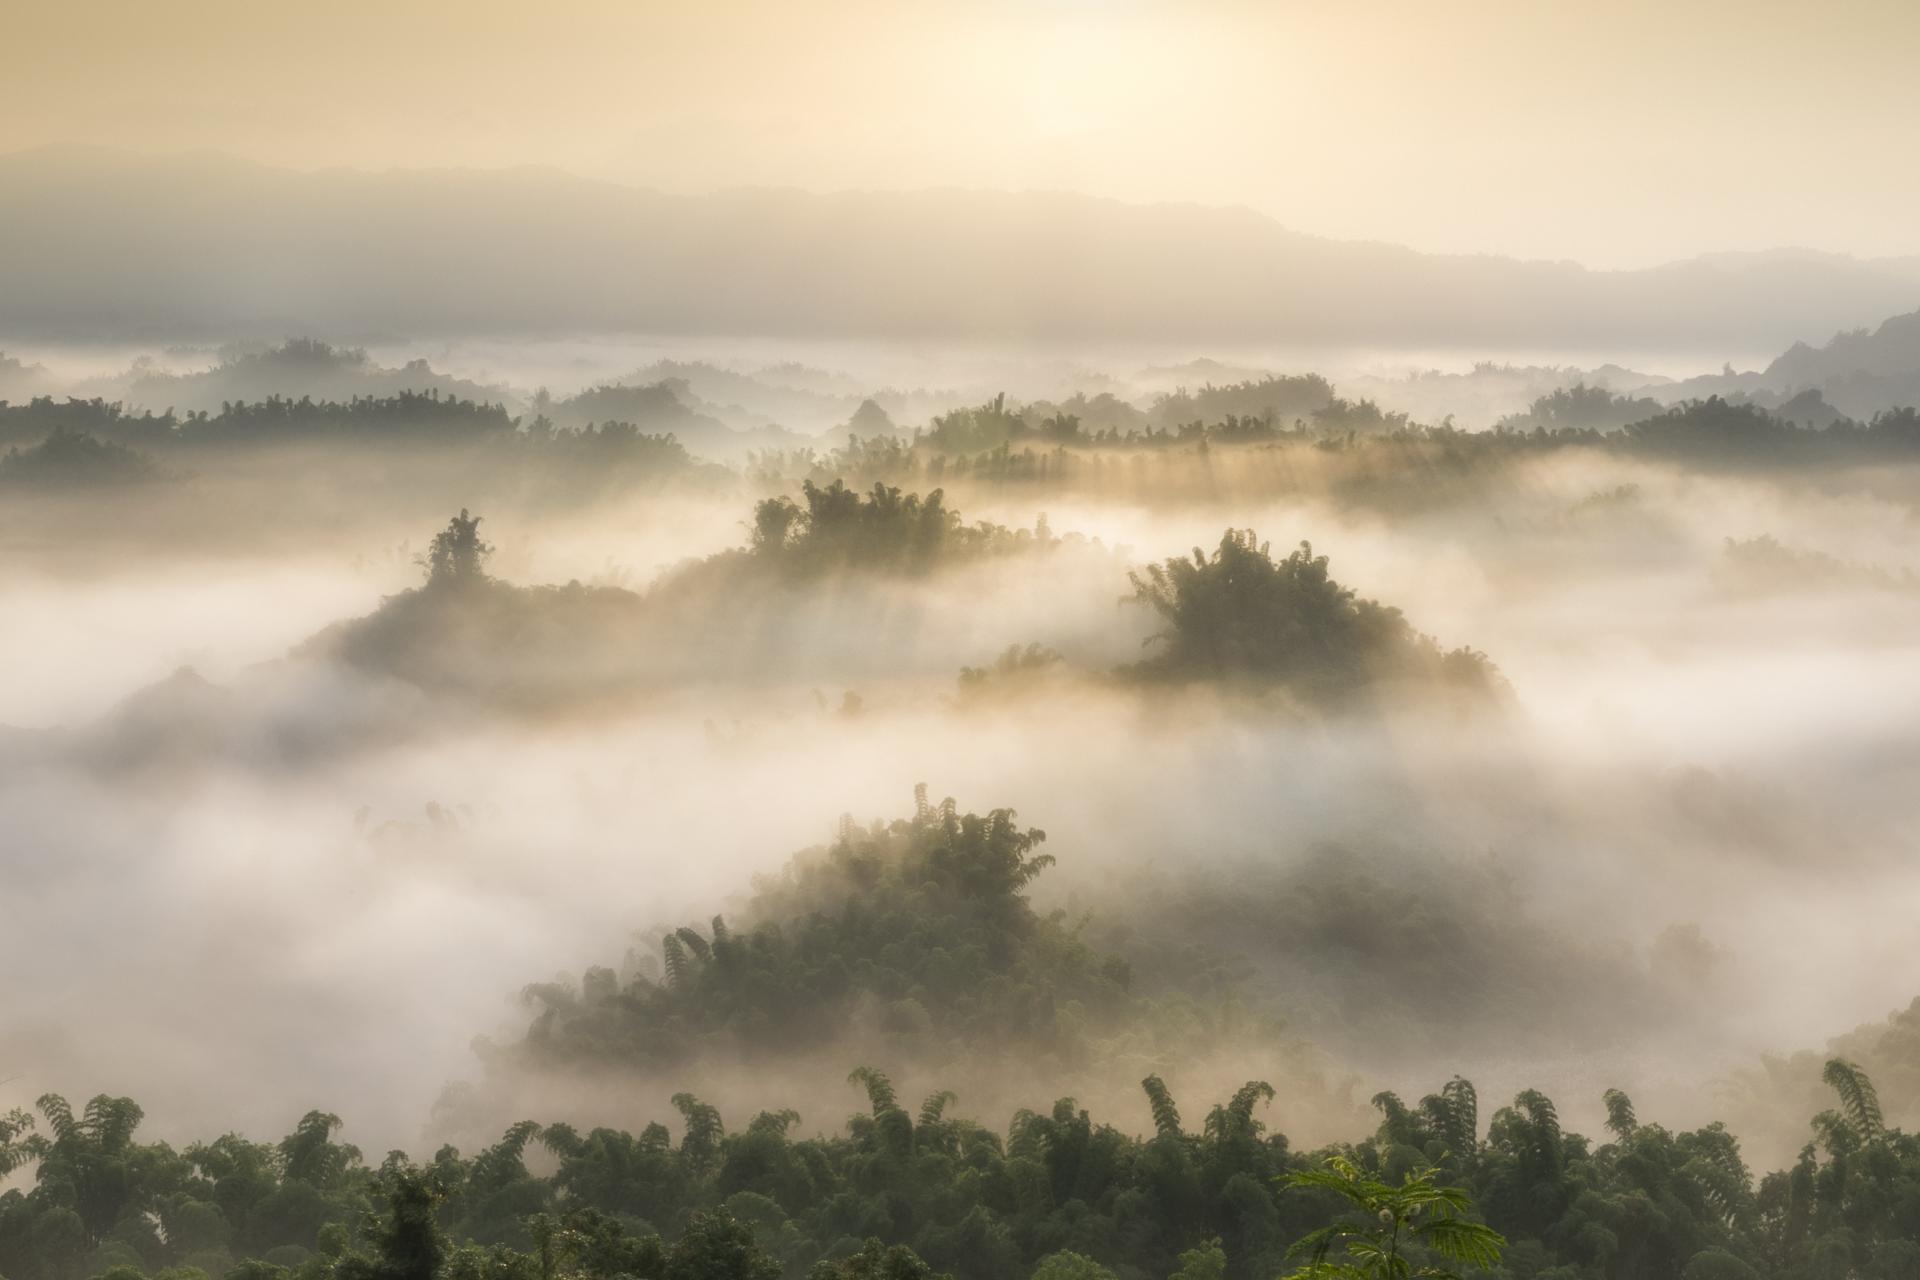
9 0 1920 270
9 139 1920 276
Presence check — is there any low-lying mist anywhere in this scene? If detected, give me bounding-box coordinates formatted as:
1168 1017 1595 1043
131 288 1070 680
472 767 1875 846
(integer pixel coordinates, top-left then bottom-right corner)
4 434 1918 1183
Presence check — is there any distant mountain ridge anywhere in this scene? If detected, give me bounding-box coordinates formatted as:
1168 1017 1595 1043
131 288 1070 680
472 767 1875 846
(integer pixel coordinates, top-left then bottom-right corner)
1640 306 1920 418
3 146 1918 353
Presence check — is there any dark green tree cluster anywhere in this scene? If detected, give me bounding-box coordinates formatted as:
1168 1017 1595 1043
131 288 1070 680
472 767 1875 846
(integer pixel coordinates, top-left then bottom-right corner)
747 393 1920 520
0 399 177 448
173 392 516 445
0 1099 371 1280
1148 378 1336 431
1124 533 1498 701
422 511 494 590
0 394 697 487
743 481 1049 577
8 1062 1919 1280
922 396 1031 454
517 789 1139 1070
0 428 161 487
1493 385 1666 434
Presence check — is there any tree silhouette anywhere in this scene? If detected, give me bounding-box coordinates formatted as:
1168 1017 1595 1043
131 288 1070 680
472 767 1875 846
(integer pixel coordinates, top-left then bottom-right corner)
422 509 493 587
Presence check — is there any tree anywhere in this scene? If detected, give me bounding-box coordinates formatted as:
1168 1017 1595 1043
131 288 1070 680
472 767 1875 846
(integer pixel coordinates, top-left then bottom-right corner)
1279 1155 1505 1280
1125 531 1497 699
423 509 493 587
1030 1250 1119 1280
662 1209 781 1280
1818 1059 1883 1145
336 1168 447 1280
1168 1238 1226 1280
807 1238 949 1280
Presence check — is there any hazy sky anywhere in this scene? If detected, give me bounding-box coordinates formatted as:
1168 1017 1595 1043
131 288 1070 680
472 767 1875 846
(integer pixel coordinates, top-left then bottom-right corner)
8 0 1919 268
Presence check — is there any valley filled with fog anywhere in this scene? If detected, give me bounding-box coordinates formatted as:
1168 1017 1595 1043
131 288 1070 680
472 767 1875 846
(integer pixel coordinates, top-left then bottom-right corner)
13 2 1920 1274
6 328 1920 1192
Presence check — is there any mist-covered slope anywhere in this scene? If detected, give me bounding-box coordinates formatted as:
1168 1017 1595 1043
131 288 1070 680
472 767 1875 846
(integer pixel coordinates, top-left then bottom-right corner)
4 147 1919 351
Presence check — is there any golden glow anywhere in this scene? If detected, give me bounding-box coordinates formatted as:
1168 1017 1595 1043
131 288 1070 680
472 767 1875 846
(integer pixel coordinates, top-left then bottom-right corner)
5 0 1919 266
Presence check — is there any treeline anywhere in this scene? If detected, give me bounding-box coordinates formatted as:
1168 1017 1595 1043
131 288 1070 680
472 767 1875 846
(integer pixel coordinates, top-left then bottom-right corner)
752 393 1920 504
735 481 1060 579
0 394 704 492
0 392 516 448
10 385 1920 502
2 1060 1912 1280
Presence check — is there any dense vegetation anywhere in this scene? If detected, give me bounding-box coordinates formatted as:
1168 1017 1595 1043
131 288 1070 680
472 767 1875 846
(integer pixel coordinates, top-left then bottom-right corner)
309 483 1078 706
750 394 1920 515
736 481 1055 578
0 393 705 506
0 428 161 487
13 359 1920 1280
309 506 1491 714
0 391 516 449
6 379 1920 532
4 1059 1914 1280
514 789 1181 1075
1125 534 1498 701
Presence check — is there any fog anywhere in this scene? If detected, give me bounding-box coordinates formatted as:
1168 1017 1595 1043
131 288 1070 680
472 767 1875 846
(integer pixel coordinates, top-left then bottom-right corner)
5 362 1920 1202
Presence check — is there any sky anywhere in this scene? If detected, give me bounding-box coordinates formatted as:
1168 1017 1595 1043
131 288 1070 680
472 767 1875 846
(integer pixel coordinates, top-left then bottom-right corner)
6 0 1920 269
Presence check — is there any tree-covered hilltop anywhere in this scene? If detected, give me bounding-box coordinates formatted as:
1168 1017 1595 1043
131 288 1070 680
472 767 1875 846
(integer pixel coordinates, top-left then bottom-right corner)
305 489 1079 706
1124 534 1499 702
734 480 1052 579
311 507 1495 714
1493 384 1667 434
300 509 653 709
512 789 1167 1074
5 1061 1917 1280
0 428 163 487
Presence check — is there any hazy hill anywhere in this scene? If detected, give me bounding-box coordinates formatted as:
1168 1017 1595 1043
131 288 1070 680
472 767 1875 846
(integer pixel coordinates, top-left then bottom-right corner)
1646 306 1920 417
91 337 512 414
4 147 1919 352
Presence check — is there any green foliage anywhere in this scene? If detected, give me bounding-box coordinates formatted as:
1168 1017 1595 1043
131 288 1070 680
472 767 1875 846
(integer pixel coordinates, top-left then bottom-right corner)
3 1069 1919 1280
1149 377 1335 432
1028 1251 1116 1280
516 794 1154 1071
1279 1156 1504 1280
423 510 494 588
0 428 161 486
1819 1059 1884 1146
335 1169 446 1280
806 1237 949 1280
1494 384 1664 433
923 395 1029 454
1167 1238 1225 1280
1601 1089 1637 1141
744 480 1046 577
1124 532 1498 701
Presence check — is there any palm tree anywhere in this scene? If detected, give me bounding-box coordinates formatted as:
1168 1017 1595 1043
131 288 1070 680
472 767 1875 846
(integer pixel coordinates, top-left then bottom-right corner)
1279 1155 1504 1280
